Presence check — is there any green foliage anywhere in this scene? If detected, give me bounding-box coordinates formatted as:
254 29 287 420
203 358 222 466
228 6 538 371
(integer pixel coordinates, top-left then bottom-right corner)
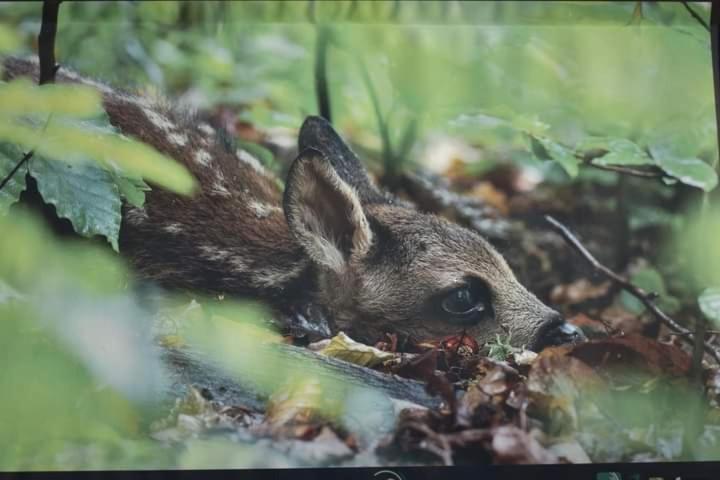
699 287 720 327
529 134 580 178
681 208 720 289
652 150 718 192
0 78 102 117
0 212 170 470
0 0 717 469
0 79 196 248
585 138 651 167
30 158 122 250
620 266 680 315
0 24 20 55
0 141 27 214
487 333 519 361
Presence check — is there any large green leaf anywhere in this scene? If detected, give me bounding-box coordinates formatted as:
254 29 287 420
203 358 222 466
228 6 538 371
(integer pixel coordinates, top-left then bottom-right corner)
0 142 27 215
699 287 720 327
654 156 718 192
30 157 122 251
650 144 718 192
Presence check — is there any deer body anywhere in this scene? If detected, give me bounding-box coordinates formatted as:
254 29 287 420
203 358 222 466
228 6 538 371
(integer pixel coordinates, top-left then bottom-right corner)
3 57 583 351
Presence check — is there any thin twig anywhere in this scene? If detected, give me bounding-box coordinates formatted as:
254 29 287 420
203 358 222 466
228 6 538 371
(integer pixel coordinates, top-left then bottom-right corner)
0 0 61 193
0 151 34 191
677 329 720 337
682 1 710 33
576 150 665 178
586 163 665 178
545 215 720 364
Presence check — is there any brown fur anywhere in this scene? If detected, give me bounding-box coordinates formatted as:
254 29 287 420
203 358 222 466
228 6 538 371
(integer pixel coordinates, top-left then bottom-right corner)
3 57 582 351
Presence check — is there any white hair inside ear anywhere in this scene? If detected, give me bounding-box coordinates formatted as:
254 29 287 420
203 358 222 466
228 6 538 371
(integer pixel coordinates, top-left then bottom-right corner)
283 149 373 273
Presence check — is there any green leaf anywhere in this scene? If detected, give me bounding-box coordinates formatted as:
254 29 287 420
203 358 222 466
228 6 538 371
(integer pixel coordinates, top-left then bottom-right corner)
113 175 150 208
0 79 103 118
530 134 580 177
590 138 651 167
699 287 720 327
0 24 20 54
656 157 718 192
512 114 550 137
30 157 122 251
0 142 27 215
0 116 197 196
650 144 718 192
620 266 679 315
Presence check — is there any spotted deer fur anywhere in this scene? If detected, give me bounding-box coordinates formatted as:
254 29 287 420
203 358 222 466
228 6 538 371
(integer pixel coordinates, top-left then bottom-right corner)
3 57 583 351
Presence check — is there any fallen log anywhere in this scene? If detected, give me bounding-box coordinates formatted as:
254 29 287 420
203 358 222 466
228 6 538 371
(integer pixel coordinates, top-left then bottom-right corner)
162 342 443 412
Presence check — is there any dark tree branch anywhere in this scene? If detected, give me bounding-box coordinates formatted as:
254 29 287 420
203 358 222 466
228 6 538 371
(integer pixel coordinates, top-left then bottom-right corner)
38 0 61 86
545 215 720 365
314 25 332 122
0 0 61 193
682 1 710 33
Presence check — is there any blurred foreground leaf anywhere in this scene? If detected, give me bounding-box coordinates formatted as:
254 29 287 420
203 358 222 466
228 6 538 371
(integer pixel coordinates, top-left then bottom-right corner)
0 79 102 118
0 141 27 215
0 212 173 470
699 287 720 327
0 24 20 54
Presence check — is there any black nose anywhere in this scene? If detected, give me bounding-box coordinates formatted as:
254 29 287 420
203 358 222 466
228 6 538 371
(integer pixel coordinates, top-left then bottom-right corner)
531 313 586 351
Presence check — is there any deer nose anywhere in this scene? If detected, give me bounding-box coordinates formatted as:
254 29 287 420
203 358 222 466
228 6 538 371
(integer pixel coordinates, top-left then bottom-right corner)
530 312 586 351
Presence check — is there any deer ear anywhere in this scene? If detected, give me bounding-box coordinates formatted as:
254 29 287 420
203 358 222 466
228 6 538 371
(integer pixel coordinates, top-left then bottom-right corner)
298 116 385 204
283 148 373 272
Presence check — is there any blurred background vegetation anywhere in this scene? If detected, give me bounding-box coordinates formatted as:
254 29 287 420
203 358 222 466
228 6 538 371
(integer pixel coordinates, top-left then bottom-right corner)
0 0 718 470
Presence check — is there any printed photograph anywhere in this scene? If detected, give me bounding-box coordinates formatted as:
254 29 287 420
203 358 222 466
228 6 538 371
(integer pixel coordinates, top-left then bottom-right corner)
0 0 718 471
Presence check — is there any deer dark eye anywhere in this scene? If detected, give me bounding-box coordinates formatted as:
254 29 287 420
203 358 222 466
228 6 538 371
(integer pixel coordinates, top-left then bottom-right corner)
442 287 476 314
437 279 493 325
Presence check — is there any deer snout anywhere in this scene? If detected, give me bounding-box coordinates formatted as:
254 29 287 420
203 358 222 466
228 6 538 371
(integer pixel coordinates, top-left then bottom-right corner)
530 311 586 352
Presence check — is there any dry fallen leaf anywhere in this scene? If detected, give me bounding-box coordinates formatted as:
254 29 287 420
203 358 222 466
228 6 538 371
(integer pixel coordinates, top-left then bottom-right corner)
319 331 397 368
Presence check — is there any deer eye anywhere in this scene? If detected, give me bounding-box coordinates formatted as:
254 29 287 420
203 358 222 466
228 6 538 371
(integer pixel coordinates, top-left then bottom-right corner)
442 287 476 314
437 279 493 325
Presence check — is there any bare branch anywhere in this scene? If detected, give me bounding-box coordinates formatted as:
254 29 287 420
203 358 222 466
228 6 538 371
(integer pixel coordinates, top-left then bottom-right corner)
39 0 61 85
576 149 665 179
545 215 720 365
0 151 34 191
